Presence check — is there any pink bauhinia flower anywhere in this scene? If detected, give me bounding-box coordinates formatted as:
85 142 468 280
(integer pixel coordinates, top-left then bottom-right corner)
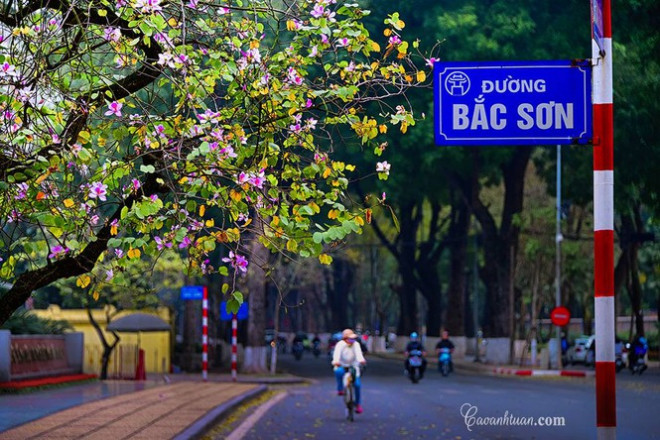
104 101 123 117
88 182 108 201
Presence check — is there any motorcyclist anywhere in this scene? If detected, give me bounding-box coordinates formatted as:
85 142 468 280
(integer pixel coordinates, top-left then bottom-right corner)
628 335 649 373
332 328 367 414
404 332 427 378
312 334 322 356
435 330 455 371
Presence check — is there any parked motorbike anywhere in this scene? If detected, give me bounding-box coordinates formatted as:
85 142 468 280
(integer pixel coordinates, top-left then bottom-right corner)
615 353 626 373
292 341 304 360
615 339 625 373
405 349 424 383
438 348 452 377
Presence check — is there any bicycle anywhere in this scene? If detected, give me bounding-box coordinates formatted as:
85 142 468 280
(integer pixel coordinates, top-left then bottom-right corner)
341 365 358 421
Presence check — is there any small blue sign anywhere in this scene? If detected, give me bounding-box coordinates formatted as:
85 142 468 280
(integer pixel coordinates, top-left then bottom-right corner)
434 60 592 146
220 301 248 321
181 285 204 300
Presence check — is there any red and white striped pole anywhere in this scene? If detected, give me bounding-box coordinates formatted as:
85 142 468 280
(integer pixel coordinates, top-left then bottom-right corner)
592 0 616 438
231 313 238 381
202 286 208 382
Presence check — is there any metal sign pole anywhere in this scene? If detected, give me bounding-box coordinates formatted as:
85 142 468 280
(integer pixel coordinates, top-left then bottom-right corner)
555 144 563 369
592 0 616 438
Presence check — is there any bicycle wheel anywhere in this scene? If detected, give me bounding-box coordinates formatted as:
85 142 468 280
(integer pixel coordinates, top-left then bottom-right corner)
344 384 354 421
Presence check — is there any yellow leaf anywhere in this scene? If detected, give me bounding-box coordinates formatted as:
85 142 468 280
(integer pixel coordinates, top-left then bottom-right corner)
97 9 107 16
179 176 188 184
127 248 141 259
379 124 388 134
309 202 320 214
323 168 332 179
78 130 90 140
328 209 339 219
226 228 240 241
405 74 413 83
356 216 365 226
35 172 50 185
319 254 333 265
110 224 118 235
199 205 206 217
76 275 91 288
272 216 280 226
286 240 298 252
92 291 100 301
417 71 427 83
345 164 356 172
401 122 409 134
168 17 177 27
371 41 381 52
205 219 215 227
383 28 392 37
230 190 242 202
63 199 75 208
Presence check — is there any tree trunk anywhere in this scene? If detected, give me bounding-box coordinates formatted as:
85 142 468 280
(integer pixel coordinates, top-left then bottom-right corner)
615 209 646 338
473 147 531 337
243 216 269 374
88 308 120 380
326 258 353 330
445 199 470 336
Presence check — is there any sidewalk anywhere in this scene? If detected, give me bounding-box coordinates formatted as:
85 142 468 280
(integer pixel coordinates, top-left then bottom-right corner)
0 373 304 440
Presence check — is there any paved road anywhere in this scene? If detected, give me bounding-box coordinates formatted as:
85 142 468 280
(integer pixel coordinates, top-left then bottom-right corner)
233 353 660 440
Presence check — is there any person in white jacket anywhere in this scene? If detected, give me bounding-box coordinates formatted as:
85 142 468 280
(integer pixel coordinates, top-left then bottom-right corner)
332 328 367 413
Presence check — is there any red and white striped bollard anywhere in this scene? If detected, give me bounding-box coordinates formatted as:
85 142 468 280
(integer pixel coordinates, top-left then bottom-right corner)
202 286 208 382
592 0 616 438
231 313 238 381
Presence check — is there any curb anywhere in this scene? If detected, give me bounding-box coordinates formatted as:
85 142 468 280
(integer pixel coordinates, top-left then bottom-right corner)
173 384 267 440
492 367 595 377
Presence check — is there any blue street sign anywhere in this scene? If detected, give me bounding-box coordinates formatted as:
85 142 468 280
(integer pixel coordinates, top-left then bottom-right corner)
220 301 248 321
180 285 204 300
434 60 592 146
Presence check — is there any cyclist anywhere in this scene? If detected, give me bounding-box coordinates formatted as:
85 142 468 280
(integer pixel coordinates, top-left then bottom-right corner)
332 328 367 414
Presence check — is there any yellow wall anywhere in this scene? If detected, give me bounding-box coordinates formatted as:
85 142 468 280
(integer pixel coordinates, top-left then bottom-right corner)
31 305 171 377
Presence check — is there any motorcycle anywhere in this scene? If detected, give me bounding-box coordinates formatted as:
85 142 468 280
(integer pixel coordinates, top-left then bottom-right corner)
615 340 626 373
630 357 647 375
405 349 424 383
626 341 648 375
292 341 304 360
312 340 321 358
438 348 452 377
615 353 626 373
